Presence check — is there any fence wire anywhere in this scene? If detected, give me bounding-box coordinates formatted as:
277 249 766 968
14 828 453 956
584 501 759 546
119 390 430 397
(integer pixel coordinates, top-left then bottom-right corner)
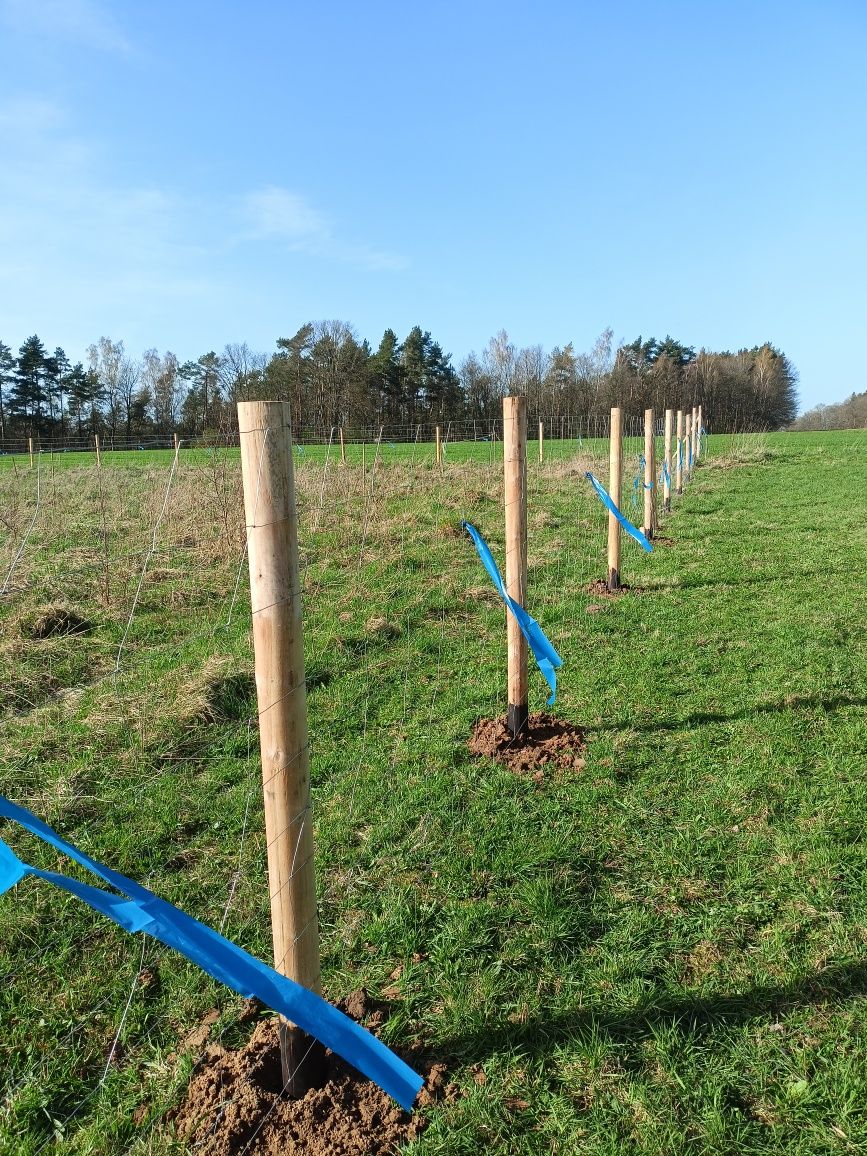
0 411 703 1152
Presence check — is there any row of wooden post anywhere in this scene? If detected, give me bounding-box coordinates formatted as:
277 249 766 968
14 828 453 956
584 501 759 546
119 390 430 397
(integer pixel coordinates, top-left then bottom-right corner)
608 403 702 592
234 395 703 1095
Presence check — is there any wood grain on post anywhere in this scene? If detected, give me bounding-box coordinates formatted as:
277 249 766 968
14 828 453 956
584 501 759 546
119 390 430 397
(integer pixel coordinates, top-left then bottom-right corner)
696 405 703 460
503 396 528 737
339 427 346 465
94 434 101 470
607 407 622 592
173 432 179 453
28 438 33 469
435 425 442 468
663 408 673 512
539 419 544 464
692 406 699 466
643 408 655 539
237 400 327 1097
675 410 683 494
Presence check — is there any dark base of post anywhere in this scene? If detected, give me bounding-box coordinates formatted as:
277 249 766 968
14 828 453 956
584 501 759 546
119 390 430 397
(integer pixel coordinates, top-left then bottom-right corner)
280 1022 330 1098
607 567 620 594
643 527 653 541
664 499 671 513
676 487 683 496
507 701 529 738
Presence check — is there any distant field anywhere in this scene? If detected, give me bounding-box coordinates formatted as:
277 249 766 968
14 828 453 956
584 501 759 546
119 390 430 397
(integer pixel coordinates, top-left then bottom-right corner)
1 429 866 1154
0 434 593 472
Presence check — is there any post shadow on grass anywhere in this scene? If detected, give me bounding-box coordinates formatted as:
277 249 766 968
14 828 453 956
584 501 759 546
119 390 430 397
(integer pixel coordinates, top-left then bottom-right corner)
638 564 851 593
434 958 867 1066
599 692 867 736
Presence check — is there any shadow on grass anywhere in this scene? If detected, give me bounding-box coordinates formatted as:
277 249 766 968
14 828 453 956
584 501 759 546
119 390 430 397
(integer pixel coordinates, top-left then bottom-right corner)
642 565 850 593
437 959 867 1064
600 692 867 735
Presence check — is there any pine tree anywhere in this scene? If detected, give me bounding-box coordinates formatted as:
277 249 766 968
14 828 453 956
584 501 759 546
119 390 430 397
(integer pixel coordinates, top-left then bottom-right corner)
0 340 14 440
12 335 49 432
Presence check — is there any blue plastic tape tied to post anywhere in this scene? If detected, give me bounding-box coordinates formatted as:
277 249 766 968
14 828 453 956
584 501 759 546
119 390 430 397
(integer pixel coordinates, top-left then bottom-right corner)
584 472 653 553
0 796 423 1111
662 461 671 486
462 522 562 705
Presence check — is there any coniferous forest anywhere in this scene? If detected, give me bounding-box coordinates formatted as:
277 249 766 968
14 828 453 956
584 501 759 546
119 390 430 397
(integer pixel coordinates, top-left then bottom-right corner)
0 324 801 445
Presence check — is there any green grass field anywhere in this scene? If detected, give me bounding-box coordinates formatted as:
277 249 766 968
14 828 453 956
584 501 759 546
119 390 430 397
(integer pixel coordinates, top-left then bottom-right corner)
1 429 866 1154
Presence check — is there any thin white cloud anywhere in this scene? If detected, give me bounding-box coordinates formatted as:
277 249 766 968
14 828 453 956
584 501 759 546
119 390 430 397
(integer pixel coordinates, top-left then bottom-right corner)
0 0 131 54
245 186 330 243
243 184 408 271
0 98 408 360
0 94 217 349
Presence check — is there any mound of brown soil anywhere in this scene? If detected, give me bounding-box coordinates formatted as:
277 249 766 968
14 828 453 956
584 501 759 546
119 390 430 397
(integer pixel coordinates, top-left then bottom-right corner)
585 578 628 597
468 712 586 776
169 992 453 1156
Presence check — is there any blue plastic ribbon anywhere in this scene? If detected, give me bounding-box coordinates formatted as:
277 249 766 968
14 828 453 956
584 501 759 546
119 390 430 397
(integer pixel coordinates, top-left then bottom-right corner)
662 461 671 487
462 522 562 704
638 456 653 489
688 442 693 468
0 797 423 1111
584 473 653 553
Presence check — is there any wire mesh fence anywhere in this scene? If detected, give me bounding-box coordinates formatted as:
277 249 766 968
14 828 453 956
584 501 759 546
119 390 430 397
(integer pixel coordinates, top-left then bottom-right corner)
0 407 706 1151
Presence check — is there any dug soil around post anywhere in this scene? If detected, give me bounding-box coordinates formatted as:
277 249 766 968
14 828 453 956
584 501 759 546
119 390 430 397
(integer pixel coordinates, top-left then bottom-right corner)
587 577 631 597
168 990 455 1156
468 712 586 776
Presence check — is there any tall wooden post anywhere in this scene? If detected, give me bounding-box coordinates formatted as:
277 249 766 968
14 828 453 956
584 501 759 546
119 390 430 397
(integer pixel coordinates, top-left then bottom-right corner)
503 396 528 737
688 413 698 480
339 427 346 465
173 432 180 453
691 407 698 466
28 438 34 469
663 409 673 512
94 434 102 470
539 419 544 463
643 408 655 539
675 410 683 494
237 400 326 1096
696 405 703 460
607 407 622 592
435 425 442 467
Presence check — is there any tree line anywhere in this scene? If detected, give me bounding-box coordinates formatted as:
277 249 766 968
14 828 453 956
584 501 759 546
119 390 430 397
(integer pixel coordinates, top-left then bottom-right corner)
789 390 867 431
0 324 799 443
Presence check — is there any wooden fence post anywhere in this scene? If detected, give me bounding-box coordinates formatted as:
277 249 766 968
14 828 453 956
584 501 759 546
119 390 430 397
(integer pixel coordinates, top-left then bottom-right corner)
696 405 703 460
173 432 179 453
28 437 34 469
663 408 673 512
94 434 101 470
435 425 442 468
539 419 544 464
503 396 528 737
688 414 695 482
643 408 656 540
237 400 327 1097
339 427 346 465
675 410 683 494
607 407 622 592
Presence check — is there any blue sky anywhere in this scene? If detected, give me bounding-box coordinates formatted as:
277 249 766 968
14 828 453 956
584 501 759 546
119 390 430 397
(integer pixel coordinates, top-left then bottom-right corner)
1 0 866 412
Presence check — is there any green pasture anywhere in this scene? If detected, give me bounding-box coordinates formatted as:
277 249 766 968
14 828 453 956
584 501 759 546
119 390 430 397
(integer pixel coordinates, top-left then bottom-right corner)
0 430 865 1154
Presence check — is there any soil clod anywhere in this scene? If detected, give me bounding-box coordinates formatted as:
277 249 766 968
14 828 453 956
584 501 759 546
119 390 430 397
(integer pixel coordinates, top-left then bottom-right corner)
468 711 586 775
169 990 453 1156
